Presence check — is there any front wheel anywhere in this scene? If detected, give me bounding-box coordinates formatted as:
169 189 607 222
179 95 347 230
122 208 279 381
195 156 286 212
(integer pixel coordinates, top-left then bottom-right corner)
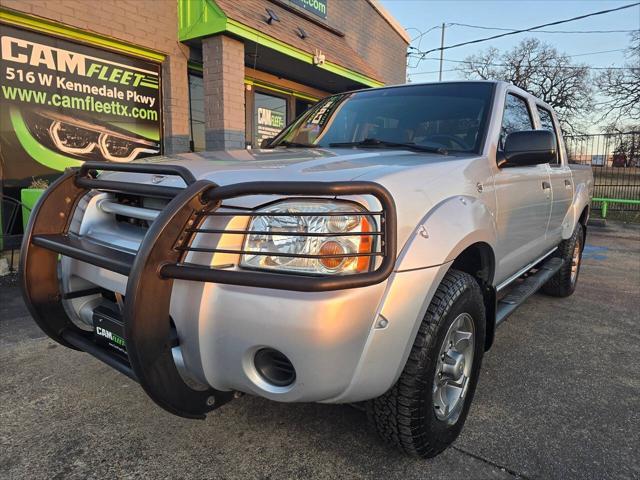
542 222 584 297
367 269 486 458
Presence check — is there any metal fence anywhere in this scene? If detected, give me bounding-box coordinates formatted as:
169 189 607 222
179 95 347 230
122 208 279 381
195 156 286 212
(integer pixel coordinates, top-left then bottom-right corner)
565 131 640 215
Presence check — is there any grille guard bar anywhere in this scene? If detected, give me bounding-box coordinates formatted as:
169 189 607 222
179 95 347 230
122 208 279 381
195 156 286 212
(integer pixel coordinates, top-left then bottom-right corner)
76 160 196 198
19 162 397 418
161 180 397 292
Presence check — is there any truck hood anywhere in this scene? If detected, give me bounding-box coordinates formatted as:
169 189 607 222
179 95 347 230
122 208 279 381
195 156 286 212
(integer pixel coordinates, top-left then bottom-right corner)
103 147 475 201
99 148 485 257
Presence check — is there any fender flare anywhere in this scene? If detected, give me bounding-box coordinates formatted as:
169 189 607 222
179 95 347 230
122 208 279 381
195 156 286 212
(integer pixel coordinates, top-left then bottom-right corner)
561 182 591 240
395 195 498 271
330 196 499 401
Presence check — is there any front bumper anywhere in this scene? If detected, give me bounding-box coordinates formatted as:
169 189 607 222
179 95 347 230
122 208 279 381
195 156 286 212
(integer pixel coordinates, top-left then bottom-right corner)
175 263 449 403
20 162 399 417
170 278 388 403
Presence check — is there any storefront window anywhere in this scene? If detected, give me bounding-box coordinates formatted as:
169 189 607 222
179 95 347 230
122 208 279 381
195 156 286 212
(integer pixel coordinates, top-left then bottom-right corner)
188 72 205 151
253 92 287 147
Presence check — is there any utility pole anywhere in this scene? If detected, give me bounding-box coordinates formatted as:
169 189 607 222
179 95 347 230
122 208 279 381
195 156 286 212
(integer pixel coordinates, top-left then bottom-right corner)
438 23 445 81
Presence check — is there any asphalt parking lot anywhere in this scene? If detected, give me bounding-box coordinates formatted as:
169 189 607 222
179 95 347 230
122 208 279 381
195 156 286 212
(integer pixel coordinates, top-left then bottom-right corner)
1 222 639 480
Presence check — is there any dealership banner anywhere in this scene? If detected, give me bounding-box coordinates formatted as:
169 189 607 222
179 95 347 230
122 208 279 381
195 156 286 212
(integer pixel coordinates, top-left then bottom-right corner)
0 25 162 188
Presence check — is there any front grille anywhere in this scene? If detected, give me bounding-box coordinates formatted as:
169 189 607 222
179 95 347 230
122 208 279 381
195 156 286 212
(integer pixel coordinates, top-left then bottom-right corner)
96 194 168 228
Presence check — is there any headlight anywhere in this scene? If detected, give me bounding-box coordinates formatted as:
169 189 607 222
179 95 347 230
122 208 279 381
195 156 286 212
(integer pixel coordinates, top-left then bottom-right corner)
26 109 159 162
240 200 375 275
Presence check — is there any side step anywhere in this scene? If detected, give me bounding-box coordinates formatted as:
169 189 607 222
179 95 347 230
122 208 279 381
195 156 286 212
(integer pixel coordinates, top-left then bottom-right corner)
32 234 135 276
496 257 564 327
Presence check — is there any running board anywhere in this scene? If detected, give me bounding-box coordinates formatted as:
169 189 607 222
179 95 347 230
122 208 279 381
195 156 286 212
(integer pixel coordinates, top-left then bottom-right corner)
495 257 564 327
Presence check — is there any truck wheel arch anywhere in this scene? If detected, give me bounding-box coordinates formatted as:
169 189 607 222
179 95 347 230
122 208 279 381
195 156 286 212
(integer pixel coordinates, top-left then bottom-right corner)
450 242 497 351
394 196 499 351
327 199 501 401
451 242 495 286
579 205 589 247
562 183 591 240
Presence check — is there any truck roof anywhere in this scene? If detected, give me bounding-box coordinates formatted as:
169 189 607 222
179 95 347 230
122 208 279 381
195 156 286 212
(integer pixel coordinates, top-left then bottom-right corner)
342 80 556 116
344 79 500 94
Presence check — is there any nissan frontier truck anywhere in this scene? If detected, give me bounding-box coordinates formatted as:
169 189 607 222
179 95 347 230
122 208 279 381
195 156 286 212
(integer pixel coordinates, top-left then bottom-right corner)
21 81 593 457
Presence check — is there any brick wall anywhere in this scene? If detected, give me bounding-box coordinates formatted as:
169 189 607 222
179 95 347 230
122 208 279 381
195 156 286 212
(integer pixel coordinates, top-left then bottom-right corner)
2 0 408 157
221 0 408 86
2 0 191 153
202 35 245 150
325 1 408 85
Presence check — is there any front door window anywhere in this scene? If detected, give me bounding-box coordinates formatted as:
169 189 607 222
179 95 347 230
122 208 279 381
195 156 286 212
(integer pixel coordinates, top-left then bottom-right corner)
499 93 534 149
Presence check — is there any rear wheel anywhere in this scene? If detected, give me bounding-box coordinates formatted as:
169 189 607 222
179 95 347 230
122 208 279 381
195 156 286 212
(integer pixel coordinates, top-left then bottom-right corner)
542 223 584 297
367 269 485 458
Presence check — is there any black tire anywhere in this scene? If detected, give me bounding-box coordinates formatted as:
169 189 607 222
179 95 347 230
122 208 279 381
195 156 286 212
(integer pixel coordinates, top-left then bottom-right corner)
542 223 584 298
367 269 486 458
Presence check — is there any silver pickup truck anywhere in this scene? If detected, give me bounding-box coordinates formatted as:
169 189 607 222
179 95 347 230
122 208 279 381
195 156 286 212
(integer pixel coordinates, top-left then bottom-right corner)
21 81 593 458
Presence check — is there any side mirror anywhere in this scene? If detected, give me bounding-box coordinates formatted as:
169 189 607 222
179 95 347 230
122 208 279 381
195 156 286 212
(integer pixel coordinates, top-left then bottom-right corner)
501 130 556 167
260 137 274 149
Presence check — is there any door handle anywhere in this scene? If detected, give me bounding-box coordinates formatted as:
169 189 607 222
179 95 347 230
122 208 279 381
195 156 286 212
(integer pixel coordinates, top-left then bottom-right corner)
565 179 572 188
542 181 551 190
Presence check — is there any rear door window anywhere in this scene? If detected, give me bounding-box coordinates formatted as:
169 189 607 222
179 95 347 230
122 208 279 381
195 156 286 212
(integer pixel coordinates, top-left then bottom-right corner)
536 106 560 165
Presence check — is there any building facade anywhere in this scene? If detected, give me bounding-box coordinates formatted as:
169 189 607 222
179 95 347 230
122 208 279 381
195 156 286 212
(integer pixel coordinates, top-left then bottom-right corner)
0 0 408 204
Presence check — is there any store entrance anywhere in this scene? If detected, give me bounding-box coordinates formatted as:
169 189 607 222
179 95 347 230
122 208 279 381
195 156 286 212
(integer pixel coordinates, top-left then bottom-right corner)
253 91 288 148
245 84 320 148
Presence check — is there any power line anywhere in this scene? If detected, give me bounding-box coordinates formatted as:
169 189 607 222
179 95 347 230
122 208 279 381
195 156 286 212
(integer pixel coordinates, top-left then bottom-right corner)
409 25 442 42
409 48 627 62
448 22 639 34
567 48 626 57
407 56 634 72
408 69 459 76
412 3 640 56
406 25 443 55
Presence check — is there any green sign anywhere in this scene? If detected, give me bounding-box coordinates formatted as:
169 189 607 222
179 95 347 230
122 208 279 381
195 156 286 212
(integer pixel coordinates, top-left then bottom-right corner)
0 24 162 190
289 0 327 19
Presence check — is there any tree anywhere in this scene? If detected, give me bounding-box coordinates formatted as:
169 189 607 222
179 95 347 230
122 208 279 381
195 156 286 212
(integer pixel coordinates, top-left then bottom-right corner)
596 32 640 128
459 38 593 134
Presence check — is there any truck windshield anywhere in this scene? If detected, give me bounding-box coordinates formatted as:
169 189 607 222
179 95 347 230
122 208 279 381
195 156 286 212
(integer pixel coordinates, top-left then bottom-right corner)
269 83 494 154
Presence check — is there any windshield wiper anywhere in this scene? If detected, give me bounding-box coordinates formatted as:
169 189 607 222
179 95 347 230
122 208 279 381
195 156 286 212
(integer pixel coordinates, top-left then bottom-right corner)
272 140 319 148
329 138 448 155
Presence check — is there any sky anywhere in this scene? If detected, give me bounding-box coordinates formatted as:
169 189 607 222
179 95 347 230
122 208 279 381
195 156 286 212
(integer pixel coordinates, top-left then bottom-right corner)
380 0 640 83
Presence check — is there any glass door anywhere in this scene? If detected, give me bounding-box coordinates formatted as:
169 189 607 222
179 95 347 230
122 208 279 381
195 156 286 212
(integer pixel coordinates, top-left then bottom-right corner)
253 91 288 148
